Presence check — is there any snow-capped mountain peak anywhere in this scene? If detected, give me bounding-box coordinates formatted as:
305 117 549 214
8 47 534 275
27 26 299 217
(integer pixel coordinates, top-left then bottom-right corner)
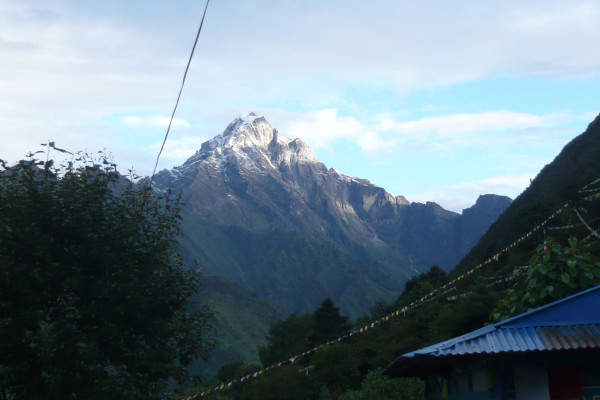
149 112 512 293
150 113 323 192
199 112 320 168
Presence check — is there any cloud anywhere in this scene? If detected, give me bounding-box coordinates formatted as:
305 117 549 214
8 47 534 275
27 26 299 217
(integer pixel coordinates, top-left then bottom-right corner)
284 109 577 158
407 173 536 213
285 109 395 155
0 0 598 200
2 1 598 128
0 37 38 51
377 111 547 136
197 0 600 93
121 115 190 128
147 136 208 160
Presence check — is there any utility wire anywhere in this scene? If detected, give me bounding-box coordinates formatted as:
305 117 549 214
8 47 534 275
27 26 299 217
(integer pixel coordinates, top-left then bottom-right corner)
148 0 210 188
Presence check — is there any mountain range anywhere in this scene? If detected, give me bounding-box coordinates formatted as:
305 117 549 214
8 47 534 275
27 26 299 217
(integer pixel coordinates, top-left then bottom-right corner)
152 112 511 317
149 113 511 373
188 111 600 396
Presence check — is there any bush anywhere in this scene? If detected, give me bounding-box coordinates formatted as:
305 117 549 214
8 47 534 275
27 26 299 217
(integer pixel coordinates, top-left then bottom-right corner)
0 147 215 399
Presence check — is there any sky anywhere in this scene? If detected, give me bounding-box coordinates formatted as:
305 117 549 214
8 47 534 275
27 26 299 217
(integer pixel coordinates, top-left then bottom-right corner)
1 0 599 212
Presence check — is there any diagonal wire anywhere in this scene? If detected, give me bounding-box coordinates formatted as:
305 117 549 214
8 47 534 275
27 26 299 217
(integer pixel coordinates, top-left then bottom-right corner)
573 207 600 239
184 202 572 398
187 179 600 398
148 0 210 188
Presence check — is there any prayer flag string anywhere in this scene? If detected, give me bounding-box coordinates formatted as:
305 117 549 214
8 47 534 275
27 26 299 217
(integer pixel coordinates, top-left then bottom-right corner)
580 177 600 191
185 176 600 398
183 202 572 399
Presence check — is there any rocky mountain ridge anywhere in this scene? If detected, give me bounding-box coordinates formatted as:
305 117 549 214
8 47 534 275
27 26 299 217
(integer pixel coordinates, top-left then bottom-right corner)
150 112 512 374
152 113 511 317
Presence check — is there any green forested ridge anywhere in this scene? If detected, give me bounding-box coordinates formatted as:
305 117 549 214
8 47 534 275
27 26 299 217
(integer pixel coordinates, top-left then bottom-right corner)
178 222 402 378
189 211 599 399
179 222 401 319
184 267 499 400
189 276 283 381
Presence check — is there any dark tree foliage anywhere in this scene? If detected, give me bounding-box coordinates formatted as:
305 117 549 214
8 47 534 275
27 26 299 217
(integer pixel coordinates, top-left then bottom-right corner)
244 365 308 400
258 313 313 367
308 345 361 397
216 362 261 387
310 298 352 346
396 265 447 306
258 298 351 369
0 148 215 399
431 278 499 341
338 369 424 400
494 236 600 321
403 266 446 294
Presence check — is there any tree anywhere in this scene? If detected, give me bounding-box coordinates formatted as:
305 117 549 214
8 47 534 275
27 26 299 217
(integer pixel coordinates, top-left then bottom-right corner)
258 298 351 369
244 365 309 400
308 345 361 397
337 369 424 400
397 265 447 306
216 362 260 385
493 236 600 321
403 266 446 294
430 278 499 341
310 298 352 346
258 313 313 367
0 148 215 399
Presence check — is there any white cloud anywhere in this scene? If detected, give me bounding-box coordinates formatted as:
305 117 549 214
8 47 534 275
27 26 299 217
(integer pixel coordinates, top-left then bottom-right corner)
121 116 190 128
147 136 208 160
284 109 579 158
408 173 536 213
2 1 598 124
285 109 395 155
0 0 597 204
378 111 547 136
194 0 600 92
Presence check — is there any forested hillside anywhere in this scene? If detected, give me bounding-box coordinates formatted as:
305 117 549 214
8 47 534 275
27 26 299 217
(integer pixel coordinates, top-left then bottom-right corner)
183 114 600 400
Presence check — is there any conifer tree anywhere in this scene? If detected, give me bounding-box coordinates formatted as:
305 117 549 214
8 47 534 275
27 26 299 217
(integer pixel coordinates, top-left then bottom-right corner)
310 298 352 345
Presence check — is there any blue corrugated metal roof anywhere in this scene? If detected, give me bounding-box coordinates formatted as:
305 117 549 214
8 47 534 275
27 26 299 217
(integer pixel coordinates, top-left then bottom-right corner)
410 324 600 358
393 285 600 364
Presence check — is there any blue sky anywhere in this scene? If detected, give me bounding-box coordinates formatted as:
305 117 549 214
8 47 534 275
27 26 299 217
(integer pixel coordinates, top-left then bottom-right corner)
1 0 598 212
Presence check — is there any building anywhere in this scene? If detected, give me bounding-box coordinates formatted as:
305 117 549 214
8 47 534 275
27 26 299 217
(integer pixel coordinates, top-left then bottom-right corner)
384 285 600 400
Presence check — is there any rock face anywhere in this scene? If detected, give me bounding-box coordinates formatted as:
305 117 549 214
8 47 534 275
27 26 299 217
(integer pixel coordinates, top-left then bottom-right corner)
152 113 511 316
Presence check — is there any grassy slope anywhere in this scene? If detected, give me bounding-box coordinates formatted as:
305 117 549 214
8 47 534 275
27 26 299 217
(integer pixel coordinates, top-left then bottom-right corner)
189 276 283 380
178 221 401 379
179 220 401 319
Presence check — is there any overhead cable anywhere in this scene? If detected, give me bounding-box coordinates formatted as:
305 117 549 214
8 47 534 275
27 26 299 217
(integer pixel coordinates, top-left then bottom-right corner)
149 0 211 187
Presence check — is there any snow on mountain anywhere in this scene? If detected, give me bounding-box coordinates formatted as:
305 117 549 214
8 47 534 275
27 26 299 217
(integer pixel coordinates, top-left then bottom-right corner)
152 112 327 193
200 112 320 170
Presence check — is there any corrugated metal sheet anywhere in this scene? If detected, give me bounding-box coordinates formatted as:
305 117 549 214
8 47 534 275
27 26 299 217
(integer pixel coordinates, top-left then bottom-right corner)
386 286 600 376
420 324 600 357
